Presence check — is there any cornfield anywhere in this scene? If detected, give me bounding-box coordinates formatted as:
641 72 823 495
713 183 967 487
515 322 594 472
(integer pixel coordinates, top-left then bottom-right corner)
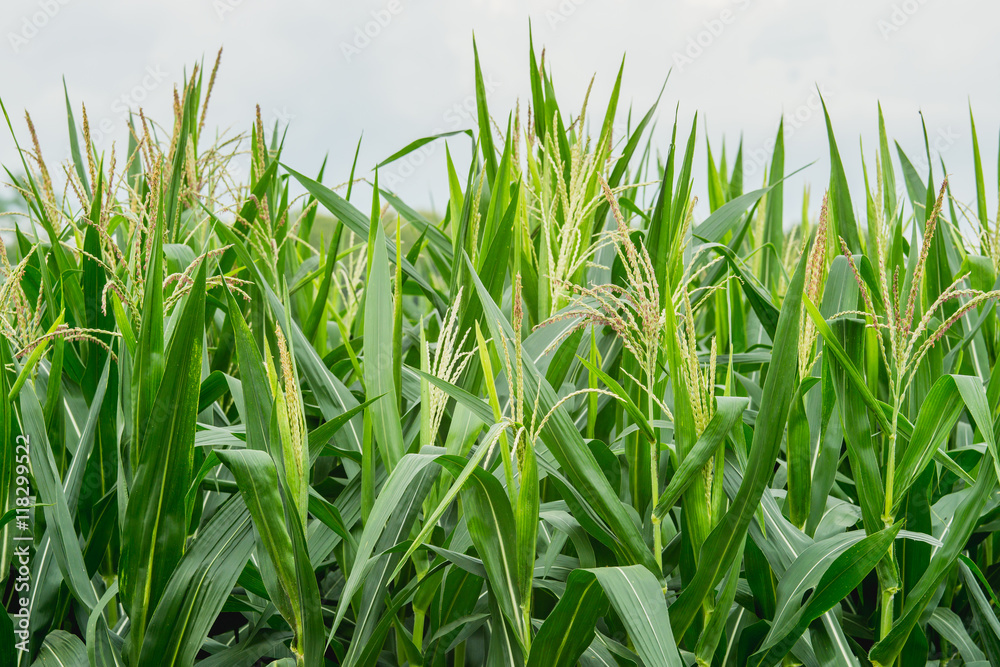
2 39 1000 667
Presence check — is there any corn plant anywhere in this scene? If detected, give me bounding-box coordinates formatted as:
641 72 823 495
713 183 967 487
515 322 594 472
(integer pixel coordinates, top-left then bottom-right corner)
2 37 1000 667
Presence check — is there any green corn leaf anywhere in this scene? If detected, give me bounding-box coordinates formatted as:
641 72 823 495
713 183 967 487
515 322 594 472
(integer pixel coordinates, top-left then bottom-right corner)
120 261 206 656
16 371 99 611
438 456 523 644
472 36 497 183
468 254 658 574
751 522 901 666
131 206 165 469
137 496 254 666
216 449 323 666
960 561 1000 663
577 354 655 443
869 454 997 665
786 379 812 529
282 165 447 312
364 223 405 471
761 118 785 291
32 629 88 667
669 238 807 638
829 318 887 537
329 448 444 639
85 581 125 667
928 607 986 665
820 93 861 252
653 396 748 520
529 566 683 667
803 299 892 434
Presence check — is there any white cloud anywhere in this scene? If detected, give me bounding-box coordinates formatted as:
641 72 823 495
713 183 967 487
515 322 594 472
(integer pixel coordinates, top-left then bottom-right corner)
1 0 997 224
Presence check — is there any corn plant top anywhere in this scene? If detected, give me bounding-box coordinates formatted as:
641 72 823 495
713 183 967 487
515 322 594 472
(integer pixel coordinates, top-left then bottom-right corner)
2 42 1000 667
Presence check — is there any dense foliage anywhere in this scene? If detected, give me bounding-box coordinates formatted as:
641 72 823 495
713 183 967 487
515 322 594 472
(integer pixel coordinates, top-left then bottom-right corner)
2 41 1000 667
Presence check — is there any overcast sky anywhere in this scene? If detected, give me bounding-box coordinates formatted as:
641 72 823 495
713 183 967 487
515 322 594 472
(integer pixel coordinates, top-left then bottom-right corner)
2 0 999 227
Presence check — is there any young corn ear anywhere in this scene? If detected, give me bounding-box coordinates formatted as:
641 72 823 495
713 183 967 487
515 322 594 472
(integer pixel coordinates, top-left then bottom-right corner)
676 287 716 436
420 287 474 448
527 85 618 317
269 325 308 527
538 176 665 394
798 192 830 378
